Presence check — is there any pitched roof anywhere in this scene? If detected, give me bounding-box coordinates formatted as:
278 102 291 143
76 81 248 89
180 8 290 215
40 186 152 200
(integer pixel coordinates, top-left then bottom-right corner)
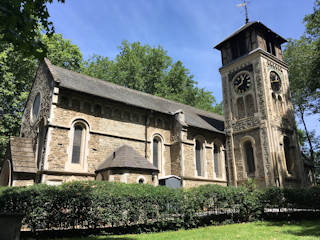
8 137 37 173
95 145 159 172
214 21 287 50
158 175 181 180
44 59 225 134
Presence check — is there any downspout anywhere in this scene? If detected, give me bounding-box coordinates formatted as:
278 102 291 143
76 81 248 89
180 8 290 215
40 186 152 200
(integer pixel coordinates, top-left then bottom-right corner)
223 148 229 186
38 125 49 184
145 110 152 159
227 130 237 187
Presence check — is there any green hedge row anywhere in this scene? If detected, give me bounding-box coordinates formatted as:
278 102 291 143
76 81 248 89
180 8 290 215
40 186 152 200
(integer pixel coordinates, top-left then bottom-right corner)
0 181 319 233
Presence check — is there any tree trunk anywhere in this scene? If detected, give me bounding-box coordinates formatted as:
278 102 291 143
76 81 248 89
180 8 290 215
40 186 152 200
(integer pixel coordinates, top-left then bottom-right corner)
298 105 316 185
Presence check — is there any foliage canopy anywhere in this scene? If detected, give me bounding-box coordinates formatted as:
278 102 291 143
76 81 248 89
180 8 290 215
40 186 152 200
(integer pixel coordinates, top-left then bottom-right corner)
0 33 83 162
82 41 223 114
0 0 65 59
282 0 320 182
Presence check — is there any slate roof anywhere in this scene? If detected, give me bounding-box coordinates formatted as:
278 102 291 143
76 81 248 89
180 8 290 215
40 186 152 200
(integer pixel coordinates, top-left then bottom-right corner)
158 175 181 180
214 21 287 50
45 59 225 134
8 137 37 173
95 145 159 172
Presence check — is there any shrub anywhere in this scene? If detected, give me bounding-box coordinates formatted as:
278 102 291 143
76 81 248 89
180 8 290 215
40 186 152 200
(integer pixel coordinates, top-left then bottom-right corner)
0 181 319 234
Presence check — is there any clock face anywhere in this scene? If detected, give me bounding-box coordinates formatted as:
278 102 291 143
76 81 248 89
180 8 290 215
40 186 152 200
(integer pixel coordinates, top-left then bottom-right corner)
233 72 251 94
270 71 281 91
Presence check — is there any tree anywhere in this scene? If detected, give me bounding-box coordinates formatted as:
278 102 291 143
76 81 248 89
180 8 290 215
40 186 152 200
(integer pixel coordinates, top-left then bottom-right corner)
0 0 65 59
82 41 222 114
303 0 320 114
42 34 83 72
284 37 320 183
283 0 320 183
304 0 320 40
0 33 82 161
81 55 114 82
0 44 37 162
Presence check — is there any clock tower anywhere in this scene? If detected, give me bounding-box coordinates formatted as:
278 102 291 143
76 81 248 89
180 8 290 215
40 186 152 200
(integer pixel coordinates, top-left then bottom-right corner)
214 22 307 188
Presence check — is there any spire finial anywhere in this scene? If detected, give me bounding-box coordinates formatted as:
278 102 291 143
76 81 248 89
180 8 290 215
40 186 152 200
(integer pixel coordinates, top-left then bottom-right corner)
237 0 249 24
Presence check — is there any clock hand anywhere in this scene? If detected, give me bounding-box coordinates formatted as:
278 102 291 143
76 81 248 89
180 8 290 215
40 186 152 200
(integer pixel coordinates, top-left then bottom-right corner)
238 75 244 87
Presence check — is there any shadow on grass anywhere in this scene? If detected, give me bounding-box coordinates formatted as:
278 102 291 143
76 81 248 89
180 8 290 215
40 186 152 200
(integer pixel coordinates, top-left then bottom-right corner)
261 220 320 238
21 231 138 240
37 236 137 240
78 237 135 240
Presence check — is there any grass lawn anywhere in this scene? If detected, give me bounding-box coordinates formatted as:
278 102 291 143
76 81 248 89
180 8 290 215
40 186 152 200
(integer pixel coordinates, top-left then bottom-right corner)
49 220 320 240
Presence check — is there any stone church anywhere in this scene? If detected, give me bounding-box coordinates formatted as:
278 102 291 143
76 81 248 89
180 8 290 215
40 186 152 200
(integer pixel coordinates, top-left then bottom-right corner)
0 21 311 188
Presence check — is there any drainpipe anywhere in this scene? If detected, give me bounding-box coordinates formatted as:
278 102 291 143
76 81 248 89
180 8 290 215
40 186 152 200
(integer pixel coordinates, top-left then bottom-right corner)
145 110 152 159
223 148 229 186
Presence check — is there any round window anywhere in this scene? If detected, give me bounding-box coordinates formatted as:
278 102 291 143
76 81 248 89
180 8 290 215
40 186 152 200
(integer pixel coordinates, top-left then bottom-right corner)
138 178 144 184
32 93 41 122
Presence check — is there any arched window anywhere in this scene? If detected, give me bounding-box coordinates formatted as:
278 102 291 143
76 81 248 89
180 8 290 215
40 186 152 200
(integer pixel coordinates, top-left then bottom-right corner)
36 120 45 170
153 138 159 168
284 136 294 174
237 97 245 119
213 143 221 178
245 94 255 117
244 141 255 175
272 92 277 115
195 140 203 176
71 122 87 165
152 136 162 171
32 93 41 122
278 95 284 115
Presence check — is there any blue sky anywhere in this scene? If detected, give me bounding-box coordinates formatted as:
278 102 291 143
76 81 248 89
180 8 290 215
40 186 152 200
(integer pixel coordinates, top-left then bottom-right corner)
47 0 319 134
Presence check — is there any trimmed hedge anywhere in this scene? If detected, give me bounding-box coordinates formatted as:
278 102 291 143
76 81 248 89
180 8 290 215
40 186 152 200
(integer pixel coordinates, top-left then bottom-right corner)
0 181 319 234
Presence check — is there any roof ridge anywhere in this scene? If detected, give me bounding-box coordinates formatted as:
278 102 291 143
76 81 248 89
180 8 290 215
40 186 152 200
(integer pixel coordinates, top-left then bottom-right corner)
96 144 159 172
214 21 286 50
50 64 223 120
214 21 257 49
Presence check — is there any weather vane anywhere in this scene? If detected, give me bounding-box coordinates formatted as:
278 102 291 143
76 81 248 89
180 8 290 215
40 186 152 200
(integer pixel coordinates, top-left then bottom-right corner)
237 0 249 24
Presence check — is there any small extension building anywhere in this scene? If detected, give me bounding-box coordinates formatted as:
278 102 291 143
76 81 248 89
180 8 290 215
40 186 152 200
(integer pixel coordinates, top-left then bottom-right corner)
0 21 311 188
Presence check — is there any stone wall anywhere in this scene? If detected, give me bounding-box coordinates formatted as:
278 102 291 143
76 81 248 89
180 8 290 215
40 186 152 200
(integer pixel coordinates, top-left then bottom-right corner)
105 169 156 186
43 88 173 183
220 48 306 188
17 63 227 188
183 179 227 188
20 63 54 141
233 129 264 180
12 179 34 187
42 174 94 185
41 87 226 186
20 63 55 172
182 127 226 182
